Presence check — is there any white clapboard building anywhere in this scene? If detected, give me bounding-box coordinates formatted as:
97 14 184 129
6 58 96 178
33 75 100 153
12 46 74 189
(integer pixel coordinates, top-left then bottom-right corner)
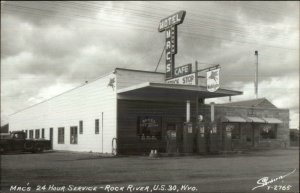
8 68 167 153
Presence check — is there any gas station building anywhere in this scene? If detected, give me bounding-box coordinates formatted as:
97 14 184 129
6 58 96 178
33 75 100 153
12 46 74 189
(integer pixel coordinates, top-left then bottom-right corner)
9 68 290 155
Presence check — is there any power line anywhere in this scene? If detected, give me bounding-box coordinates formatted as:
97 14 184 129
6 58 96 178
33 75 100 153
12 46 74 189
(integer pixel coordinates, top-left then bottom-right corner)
2 1 298 51
155 45 165 72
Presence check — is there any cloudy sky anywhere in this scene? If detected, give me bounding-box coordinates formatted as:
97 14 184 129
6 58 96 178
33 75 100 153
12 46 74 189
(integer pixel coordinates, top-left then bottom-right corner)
1 1 299 128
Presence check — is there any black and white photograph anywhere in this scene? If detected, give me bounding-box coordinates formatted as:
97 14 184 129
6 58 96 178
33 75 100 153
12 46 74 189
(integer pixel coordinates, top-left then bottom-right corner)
1 1 299 193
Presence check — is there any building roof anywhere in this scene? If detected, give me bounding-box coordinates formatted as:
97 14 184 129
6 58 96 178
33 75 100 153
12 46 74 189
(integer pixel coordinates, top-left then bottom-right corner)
262 117 283 124
117 82 242 102
222 116 247 122
115 67 165 74
219 98 277 108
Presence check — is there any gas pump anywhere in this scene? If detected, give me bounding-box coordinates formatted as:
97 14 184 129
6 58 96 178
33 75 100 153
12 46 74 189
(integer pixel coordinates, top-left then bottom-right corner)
166 130 177 154
182 100 194 153
208 122 218 153
196 115 206 154
183 122 194 153
224 124 233 151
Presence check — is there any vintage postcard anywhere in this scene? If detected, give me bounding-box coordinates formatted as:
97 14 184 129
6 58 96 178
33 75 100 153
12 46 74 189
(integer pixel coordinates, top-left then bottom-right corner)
1 1 299 193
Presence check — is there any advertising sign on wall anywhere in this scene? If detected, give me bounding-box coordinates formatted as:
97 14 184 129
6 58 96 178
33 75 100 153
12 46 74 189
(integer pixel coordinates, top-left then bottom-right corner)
207 68 220 92
137 116 162 140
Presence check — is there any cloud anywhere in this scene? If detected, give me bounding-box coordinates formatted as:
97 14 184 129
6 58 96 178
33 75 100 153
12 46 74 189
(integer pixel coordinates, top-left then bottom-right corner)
1 1 299 128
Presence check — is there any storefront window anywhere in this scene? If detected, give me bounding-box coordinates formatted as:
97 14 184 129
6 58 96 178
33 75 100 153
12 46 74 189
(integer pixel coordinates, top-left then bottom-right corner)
260 124 276 139
226 123 240 139
137 116 162 140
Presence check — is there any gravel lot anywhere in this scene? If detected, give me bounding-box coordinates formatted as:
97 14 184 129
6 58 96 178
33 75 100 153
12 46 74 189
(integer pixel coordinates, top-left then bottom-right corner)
1 148 299 193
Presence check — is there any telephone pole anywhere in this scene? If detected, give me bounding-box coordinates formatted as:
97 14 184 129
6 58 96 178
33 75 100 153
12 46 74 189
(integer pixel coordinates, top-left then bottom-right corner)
254 50 258 99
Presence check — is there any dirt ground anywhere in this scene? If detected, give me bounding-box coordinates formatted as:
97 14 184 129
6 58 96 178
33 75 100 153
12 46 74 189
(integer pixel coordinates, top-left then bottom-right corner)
0 148 299 193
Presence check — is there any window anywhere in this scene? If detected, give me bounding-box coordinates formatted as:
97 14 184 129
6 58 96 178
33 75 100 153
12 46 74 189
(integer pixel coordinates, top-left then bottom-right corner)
95 119 99 134
137 116 162 140
79 121 83 134
42 128 45 138
25 130 28 139
58 127 65 144
29 130 34 139
35 129 40 139
260 124 277 139
70 126 78 144
231 124 240 139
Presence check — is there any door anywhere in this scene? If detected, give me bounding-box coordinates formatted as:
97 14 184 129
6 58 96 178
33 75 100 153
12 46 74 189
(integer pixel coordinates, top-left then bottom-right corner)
166 123 177 153
166 122 183 153
223 123 233 151
49 128 53 149
244 124 254 147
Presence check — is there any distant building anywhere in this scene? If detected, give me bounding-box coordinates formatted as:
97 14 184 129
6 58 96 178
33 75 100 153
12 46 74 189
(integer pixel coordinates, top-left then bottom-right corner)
8 68 290 154
0 124 9 133
290 129 299 146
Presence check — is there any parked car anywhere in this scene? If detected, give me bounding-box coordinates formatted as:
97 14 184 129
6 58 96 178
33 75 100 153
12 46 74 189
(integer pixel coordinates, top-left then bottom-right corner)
0 131 51 154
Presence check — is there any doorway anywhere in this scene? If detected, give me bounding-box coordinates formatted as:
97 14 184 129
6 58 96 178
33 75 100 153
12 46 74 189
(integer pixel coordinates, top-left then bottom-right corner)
166 121 183 152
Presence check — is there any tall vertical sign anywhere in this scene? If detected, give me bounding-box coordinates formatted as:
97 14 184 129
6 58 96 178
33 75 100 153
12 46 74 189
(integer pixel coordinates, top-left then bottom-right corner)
158 10 186 80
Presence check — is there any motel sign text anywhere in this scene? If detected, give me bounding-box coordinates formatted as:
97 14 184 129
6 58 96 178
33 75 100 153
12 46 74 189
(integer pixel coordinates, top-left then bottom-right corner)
158 10 186 80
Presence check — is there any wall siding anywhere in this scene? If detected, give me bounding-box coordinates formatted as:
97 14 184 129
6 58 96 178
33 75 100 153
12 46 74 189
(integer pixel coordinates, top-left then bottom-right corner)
9 74 117 153
115 69 165 90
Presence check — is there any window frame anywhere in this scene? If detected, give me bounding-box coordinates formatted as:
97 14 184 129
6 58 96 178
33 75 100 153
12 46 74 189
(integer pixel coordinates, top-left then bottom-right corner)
35 129 40 139
137 116 162 140
29 130 34 139
70 126 78 144
79 121 83 134
42 128 45 138
58 127 65 144
231 123 241 140
260 124 277 139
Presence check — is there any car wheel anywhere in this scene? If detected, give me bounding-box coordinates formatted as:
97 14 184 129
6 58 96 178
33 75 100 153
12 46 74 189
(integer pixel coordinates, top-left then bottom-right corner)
24 141 34 151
